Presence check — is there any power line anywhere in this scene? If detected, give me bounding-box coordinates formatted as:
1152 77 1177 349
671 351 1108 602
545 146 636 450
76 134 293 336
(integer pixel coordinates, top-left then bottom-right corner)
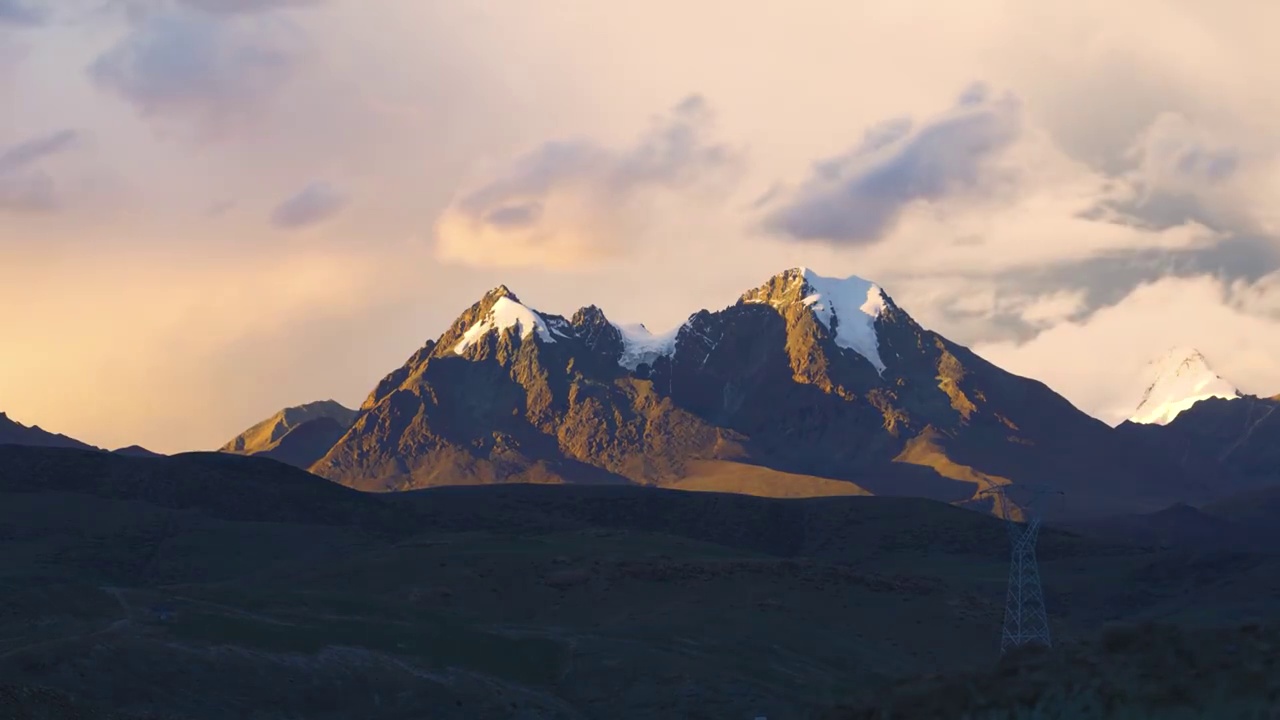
980 485 1063 655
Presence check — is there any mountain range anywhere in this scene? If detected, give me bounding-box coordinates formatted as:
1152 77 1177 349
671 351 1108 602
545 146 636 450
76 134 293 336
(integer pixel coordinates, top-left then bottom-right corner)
232 269 1276 516
295 268 1212 517
5 268 1278 518
0 411 163 457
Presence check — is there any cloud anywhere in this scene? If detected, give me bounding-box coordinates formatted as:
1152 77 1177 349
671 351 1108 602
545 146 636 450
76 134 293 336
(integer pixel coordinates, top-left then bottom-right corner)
0 130 78 173
0 129 80 213
973 275 1280 425
270 181 346 229
87 6 307 138
0 0 46 25
7 0 1280 452
177 0 323 14
1228 270 1280 320
1129 113 1239 189
1086 113 1248 234
434 94 739 269
761 83 1021 244
807 93 1280 355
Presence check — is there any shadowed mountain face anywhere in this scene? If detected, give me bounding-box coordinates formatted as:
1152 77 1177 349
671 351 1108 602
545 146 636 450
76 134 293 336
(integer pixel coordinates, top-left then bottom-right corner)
222 400 357 469
0 411 98 451
1116 394 1280 493
1061 478 1280 556
0 444 398 528
112 445 164 458
312 268 1200 516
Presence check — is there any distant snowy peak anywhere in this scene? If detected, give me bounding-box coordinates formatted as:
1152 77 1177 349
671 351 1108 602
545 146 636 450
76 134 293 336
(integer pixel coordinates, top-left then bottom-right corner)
740 267 889 373
454 293 559 354
1129 347 1241 425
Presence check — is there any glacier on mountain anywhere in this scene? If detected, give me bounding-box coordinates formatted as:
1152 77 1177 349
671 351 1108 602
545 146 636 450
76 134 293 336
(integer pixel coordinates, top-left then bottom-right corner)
795 268 888 373
614 322 680 371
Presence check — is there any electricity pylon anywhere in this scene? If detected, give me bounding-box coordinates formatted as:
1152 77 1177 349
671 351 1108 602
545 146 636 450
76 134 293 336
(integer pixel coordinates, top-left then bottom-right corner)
980 484 1063 655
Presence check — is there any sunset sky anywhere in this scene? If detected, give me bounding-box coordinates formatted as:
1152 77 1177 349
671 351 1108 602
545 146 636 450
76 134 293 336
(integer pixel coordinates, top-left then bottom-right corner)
3 0 1280 453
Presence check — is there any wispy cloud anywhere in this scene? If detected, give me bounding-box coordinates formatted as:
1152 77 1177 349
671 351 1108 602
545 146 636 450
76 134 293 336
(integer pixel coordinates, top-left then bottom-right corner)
0 129 80 214
0 129 79 173
270 181 346 229
435 94 739 269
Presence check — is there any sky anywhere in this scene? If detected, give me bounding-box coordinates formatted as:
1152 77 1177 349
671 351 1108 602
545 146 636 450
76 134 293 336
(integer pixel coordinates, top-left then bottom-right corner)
3 0 1280 453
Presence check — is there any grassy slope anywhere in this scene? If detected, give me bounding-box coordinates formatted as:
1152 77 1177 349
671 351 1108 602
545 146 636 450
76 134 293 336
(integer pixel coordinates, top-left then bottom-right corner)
2 449 1279 718
825 622 1280 719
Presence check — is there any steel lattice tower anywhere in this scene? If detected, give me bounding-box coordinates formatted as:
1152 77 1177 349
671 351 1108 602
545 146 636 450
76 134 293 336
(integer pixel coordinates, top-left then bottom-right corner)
982 486 1061 654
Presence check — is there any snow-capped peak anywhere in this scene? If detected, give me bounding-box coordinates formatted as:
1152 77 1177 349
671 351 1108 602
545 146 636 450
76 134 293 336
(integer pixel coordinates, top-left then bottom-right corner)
613 322 680 371
743 267 890 373
455 296 557 354
1128 347 1240 425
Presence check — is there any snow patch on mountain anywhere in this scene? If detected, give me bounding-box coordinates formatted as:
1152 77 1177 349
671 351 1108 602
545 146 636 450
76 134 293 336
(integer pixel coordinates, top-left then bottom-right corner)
614 322 680 370
545 316 574 339
455 296 556 354
797 268 888 373
1129 347 1240 425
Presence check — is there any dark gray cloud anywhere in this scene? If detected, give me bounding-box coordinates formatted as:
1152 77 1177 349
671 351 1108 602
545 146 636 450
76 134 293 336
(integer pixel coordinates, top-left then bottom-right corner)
454 93 736 221
0 129 80 214
482 202 542 228
0 0 46 25
1087 113 1244 234
762 82 1021 244
87 7 305 136
270 181 346 229
910 234 1280 346
1096 192 1221 233
1019 235 1277 316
